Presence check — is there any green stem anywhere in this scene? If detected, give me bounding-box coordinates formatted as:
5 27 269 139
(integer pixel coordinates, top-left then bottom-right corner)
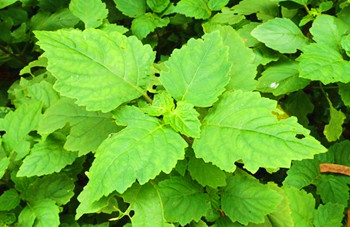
304 4 311 14
0 45 28 65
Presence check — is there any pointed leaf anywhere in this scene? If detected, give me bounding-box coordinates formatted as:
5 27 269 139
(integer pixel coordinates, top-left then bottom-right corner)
193 91 326 173
317 175 349 206
313 203 345 227
76 194 118 219
208 0 229 11
188 157 226 188
284 91 314 126
17 137 78 177
283 159 320 189
35 29 155 112
139 91 175 117
251 18 309 53
131 13 169 39
175 0 211 19
164 101 201 138
38 98 121 155
18 199 59 227
147 0 170 13
298 43 350 84
159 176 210 225
123 183 173 226
113 0 146 18
221 175 282 225
78 107 187 207
324 104 345 142
257 61 309 96
160 32 231 107
0 189 20 211
69 0 108 28
339 83 350 107
310 14 349 50
232 0 279 21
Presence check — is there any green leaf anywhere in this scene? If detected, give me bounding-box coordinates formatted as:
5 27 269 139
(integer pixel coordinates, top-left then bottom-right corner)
313 203 344 227
257 61 310 96
30 9 79 31
163 101 201 138
1 101 42 159
24 174 75 205
139 91 174 116
17 136 78 177
251 18 309 53
147 0 170 13
317 175 349 206
0 0 18 9
160 31 231 107
123 183 173 226
38 98 121 155
310 14 349 50
298 43 350 84
69 0 108 28
76 194 118 219
0 189 20 211
232 0 279 21
208 0 229 11
341 34 350 57
283 159 320 189
18 199 60 227
203 25 257 91
207 8 245 26
77 106 187 206
323 103 345 142
339 83 350 107
35 29 155 112
193 91 326 173
284 187 315 227
0 157 9 179
221 175 282 225
175 0 211 19
113 0 146 18
289 0 308 5
131 13 169 39
159 176 210 225
283 91 314 126
188 156 226 188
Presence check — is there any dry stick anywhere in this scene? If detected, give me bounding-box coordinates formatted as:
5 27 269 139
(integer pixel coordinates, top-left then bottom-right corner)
348 209 350 227
319 163 350 176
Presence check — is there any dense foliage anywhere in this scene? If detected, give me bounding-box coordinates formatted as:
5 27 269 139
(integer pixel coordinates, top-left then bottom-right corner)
0 0 349 226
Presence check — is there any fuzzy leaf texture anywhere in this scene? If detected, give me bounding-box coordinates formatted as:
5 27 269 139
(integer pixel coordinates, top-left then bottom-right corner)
77 106 187 214
34 29 155 112
160 31 231 107
193 90 326 173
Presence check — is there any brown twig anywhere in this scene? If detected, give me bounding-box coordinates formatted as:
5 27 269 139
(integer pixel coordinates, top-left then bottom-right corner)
319 163 350 176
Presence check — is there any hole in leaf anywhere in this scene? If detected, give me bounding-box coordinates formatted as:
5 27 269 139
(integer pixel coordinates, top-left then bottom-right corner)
154 73 160 77
295 134 305 139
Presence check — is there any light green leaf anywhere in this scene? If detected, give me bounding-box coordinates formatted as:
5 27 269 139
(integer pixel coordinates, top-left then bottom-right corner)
147 0 170 13
77 107 187 207
203 25 257 91
257 61 310 96
188 156 226 188
317 175 349 206
19 57 47 76
99 23 128 34
284 91 314 126
289 0 308 5
0 0 18 9
251 18 309 53
159 176 210 225
69 0 108 28
310 14 349 50
0 157 9 179
24 174 75 205
175 0 211 19
252 44 280 66
131 13 169 39
0 189 20 211
221 175 282 225
341 34 350 57
38 98 121 155
18 199 60 227
30 9 79 31
232 0 279 21
164 101 201 138
207 8 245 26
113 0 146 18
139 91 174 116
123 183 173 227
193 90 326 173
298 43 350 84
313 203 344 227
160 31 231 107
76 194 118 219
324 103 345 142
283 159 320 189
208 0 229 11
35 29 155 112
1 101 42 159
17 136 78 177
238 22 260 47
284 187 315 227
339 83 350 107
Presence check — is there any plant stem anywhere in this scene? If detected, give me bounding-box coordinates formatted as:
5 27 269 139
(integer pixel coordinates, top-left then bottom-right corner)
0 45 28 65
